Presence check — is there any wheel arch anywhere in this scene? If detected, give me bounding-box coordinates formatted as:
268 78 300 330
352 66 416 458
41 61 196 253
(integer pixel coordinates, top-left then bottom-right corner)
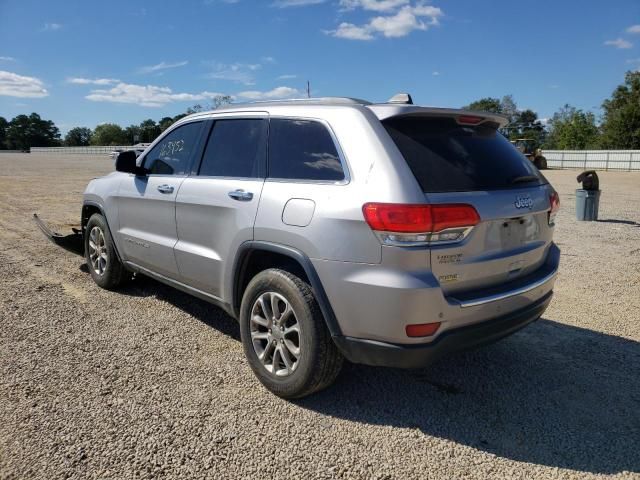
81 201 124 263
231 241 342 337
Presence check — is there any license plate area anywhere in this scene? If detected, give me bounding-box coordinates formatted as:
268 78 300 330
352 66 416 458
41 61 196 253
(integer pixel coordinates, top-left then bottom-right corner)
499 217 529 250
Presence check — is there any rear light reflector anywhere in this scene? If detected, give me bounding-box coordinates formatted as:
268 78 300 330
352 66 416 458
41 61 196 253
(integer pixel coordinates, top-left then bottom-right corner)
362 203 480 246
406 322 441 337
549 191 560 225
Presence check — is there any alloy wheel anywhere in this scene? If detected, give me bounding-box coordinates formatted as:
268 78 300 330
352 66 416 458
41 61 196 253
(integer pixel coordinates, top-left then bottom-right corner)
250 291 301 377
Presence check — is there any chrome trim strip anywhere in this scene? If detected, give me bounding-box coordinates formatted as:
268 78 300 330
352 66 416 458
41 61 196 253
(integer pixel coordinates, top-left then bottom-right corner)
449 268 558 308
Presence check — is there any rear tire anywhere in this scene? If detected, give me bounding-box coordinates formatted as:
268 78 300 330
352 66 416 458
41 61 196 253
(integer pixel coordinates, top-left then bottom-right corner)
84 213 129 290
535 156 548 170
239 268 343 399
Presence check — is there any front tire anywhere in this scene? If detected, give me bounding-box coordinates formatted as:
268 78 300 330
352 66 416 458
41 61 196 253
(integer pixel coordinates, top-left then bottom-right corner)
239 269 343 399
84 213 129 290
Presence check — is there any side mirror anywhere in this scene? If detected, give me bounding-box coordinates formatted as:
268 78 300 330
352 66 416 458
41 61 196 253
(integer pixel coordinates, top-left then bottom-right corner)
115 150 147 175
115 151 137 173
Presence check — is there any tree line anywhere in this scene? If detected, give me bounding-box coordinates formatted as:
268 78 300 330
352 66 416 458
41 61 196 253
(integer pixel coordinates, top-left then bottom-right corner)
0 73 638 150
465 71 638 150
0 95 232 150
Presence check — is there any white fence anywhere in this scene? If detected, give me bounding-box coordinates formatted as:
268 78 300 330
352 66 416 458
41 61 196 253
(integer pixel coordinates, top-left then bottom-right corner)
30 146 137 155
24 147 640 171
543 150 640 171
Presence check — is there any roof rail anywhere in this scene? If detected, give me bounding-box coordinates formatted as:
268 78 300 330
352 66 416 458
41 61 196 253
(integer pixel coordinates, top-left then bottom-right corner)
233 97 371 107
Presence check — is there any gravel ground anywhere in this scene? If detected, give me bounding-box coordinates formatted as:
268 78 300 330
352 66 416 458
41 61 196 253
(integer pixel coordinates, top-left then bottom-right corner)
0 153 639 480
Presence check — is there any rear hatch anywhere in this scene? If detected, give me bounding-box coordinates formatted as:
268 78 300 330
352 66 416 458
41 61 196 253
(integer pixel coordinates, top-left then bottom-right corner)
382 113 554 295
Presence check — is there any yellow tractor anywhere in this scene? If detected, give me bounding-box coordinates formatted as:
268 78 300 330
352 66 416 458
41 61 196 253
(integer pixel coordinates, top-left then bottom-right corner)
511 138 548 170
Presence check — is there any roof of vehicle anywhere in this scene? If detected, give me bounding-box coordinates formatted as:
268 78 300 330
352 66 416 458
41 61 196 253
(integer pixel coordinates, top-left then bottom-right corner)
182 96 509 127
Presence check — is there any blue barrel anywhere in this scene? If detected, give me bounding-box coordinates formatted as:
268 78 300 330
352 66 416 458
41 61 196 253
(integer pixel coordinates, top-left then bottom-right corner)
575 189 600 221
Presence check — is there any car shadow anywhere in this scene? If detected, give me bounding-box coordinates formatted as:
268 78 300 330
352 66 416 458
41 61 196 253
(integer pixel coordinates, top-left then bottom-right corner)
105 271 241 341
297 319 640 475
80 268 639 475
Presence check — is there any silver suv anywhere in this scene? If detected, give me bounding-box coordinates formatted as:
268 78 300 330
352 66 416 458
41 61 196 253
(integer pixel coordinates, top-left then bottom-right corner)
81 96 560 398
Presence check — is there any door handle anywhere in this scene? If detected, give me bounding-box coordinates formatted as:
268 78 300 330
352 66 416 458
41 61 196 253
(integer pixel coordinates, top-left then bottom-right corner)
157 184 174 194
228 189 254 201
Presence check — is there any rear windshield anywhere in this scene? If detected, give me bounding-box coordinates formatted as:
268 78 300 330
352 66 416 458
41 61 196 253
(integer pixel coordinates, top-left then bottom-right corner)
383 116 546 193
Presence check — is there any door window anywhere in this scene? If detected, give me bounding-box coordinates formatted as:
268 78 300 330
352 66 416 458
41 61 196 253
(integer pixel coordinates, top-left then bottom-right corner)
143 121 204 175
198 119 267 178
268 118 345 181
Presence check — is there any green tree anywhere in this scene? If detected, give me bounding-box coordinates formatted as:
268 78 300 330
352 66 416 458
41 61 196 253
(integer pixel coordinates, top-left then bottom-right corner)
91 123 128 146
211 95 232 109
0 116 7 149
464 97 502 113
159 116 174 132
507 109 546 144
545 105 600 150
64 127 93 146
500 95 518 123
186 104 204 115
139 119 161 143
124 125 141 144
5 113 61 150
600 71 640 149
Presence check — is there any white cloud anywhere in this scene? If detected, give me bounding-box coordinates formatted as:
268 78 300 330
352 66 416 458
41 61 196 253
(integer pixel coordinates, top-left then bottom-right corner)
432 71 440 76
272 0 325 6
330 22 374 40
327 4 442 40
604 38 633 49
67 77 120 85
277 74 298 79
138 60 188 74
205 62 263 85
0 70 49 98
43 23 62 31
626 25 640 34
339 0 408 12
236 86 301 100
0 56 16 62
85 82 226 107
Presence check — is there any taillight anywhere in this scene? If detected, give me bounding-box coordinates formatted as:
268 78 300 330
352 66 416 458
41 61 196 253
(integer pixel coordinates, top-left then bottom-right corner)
549 191 560 226
362 203 480 246
362 203 432 233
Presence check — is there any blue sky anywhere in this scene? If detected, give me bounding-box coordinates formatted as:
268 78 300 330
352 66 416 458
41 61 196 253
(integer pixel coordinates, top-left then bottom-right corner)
0 0 638 133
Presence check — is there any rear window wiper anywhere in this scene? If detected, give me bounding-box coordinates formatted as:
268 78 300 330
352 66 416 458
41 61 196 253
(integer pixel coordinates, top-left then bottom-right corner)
510 175 539 184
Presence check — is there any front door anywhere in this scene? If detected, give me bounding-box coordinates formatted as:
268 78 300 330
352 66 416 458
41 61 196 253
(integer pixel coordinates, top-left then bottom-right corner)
116 120 205 279
174 116 268 298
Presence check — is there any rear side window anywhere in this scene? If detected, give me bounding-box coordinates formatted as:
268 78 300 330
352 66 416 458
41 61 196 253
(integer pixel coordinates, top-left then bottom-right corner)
199 119 267 178
143 121 203 175
383 117 546 192
268 118 345 182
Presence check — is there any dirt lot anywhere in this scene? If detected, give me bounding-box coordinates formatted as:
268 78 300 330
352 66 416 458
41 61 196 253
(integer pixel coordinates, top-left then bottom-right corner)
0 153 639 480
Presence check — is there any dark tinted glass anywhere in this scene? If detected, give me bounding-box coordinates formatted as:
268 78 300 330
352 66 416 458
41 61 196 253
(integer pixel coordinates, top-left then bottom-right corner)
268 119 344 181
143 122 203 175
199 119 267 178
383 117 546 192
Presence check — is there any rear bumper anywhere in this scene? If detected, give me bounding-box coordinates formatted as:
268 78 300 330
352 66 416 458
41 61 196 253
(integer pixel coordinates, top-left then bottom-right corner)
332 290 552 368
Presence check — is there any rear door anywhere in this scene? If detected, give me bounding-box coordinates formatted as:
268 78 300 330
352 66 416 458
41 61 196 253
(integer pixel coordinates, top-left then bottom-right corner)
174 115 268 298
116 120 205 278
383 115 554 294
